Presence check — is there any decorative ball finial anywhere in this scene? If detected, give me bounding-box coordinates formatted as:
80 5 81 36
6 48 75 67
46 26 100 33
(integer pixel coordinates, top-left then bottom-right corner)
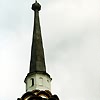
32 0 41 11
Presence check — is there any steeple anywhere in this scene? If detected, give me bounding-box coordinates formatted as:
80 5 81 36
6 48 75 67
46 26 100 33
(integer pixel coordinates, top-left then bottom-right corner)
30 1 46 73
18 1 59 99
24 1 52 92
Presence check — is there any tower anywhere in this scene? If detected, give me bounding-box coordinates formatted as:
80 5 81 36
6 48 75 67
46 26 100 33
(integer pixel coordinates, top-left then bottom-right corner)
24 0 52 92
18 1 59 100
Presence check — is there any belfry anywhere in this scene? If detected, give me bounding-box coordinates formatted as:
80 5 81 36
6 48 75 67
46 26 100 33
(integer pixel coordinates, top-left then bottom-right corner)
18 1 59 100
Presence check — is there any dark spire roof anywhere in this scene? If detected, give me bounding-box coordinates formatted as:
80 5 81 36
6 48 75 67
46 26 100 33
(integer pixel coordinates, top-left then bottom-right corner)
29 1 46 73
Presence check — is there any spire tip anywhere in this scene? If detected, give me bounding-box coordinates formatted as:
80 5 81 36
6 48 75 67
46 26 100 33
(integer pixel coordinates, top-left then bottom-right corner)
32 0 41 11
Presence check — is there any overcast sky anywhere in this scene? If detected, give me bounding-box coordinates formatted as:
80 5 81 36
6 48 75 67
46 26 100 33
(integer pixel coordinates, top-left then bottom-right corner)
0 0 100 100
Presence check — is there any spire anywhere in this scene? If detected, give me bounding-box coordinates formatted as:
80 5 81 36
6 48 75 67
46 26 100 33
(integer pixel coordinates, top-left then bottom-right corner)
29 1 46 73
24 1 52 92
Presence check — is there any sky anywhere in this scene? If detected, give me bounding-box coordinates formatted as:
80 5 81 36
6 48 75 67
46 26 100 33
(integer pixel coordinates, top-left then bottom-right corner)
0 0 100 100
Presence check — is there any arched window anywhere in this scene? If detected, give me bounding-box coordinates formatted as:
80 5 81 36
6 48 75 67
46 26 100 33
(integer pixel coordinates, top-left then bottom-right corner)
30 78 34 86
39 77 43 86
47 80 49 83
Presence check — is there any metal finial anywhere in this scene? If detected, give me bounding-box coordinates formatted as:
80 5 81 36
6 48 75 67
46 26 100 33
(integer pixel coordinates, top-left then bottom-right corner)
32 0 41 11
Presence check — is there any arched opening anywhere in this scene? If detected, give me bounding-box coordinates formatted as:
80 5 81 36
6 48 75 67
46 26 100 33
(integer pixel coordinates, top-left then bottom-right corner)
30 78 34 87
39 77 43 86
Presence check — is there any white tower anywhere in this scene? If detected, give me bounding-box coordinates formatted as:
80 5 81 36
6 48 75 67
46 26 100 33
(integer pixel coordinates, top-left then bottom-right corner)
24 1 52 92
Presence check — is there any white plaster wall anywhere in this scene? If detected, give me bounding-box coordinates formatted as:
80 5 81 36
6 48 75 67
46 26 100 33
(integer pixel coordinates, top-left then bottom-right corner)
25 73 51 92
